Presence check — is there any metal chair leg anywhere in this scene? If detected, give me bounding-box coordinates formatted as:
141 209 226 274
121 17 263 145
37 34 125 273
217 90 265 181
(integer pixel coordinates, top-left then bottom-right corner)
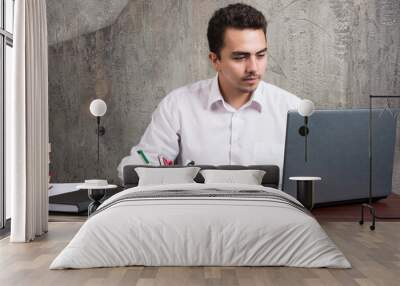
359 204 364 225
370 207 376 231
359 203 376 231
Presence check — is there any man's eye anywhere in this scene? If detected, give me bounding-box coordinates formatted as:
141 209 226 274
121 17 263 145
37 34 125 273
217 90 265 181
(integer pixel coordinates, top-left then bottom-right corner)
233 56 246 60
257 53 266 58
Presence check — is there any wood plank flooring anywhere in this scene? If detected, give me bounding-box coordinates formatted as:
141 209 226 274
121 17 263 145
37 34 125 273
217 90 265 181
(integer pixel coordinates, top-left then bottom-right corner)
312 193 400 221
0 221 399 286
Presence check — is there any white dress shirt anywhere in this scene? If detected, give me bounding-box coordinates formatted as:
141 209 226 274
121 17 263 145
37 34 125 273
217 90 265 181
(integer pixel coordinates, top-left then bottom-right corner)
118 74 301 187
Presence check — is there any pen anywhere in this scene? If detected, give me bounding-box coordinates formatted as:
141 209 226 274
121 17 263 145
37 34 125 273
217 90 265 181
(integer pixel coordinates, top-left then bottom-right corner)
137 150 150 164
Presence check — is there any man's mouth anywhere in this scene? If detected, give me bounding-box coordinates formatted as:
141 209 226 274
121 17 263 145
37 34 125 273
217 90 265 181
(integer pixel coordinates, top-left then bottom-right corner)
243 76 259 82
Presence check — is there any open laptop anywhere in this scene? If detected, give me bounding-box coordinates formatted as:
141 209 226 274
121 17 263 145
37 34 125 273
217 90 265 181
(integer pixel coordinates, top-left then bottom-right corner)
282 108 397 206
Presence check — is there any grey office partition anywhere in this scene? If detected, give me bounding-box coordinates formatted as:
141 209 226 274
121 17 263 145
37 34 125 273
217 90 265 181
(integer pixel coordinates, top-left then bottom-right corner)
282 109 397 205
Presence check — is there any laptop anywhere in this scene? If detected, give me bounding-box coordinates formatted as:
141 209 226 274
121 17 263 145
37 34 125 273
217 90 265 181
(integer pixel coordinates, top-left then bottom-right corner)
282 108 397 206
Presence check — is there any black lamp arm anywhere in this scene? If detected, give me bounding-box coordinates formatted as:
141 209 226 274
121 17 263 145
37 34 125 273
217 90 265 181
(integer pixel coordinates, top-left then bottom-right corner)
298 117 309 136
298 116 309 162
96 116 106 136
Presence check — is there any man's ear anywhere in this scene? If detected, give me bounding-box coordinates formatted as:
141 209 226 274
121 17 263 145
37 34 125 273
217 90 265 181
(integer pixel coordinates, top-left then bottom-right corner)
208 52 220 72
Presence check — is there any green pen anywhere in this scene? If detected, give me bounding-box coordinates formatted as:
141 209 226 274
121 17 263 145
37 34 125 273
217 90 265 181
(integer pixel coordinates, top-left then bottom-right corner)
137 150 150 164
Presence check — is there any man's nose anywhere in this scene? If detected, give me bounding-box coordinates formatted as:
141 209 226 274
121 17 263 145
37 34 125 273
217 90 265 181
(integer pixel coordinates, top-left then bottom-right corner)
246 56 258 73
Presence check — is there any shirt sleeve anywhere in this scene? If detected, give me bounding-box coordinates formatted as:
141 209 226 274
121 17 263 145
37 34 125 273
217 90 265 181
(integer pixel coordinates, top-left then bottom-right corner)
136 93 181 159
286 91 301 111
117 93 181 180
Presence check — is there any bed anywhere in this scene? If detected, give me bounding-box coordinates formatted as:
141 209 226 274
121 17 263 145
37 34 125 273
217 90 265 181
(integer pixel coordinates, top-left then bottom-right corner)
50 165 350 269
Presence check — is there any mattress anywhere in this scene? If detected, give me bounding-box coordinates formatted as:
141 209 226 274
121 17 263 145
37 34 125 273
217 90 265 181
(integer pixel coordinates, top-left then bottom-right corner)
50 183 351 269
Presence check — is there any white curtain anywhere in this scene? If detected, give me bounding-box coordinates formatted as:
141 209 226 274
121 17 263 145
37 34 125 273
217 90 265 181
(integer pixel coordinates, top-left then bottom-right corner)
9 0 49 242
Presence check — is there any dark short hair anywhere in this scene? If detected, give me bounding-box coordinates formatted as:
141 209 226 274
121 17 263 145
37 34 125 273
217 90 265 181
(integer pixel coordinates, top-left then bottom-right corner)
207 3 267 58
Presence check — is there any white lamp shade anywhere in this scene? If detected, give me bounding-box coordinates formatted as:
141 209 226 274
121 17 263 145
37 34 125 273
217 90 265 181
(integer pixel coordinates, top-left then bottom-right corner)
90 99 107 117
297 99 315 117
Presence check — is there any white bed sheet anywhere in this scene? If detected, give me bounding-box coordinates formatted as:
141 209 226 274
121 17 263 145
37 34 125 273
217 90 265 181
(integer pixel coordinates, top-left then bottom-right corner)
50 183 351 269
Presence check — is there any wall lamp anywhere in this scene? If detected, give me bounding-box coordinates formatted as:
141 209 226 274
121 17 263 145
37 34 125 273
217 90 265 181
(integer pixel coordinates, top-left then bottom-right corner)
297 99 315 162
89 99 107 173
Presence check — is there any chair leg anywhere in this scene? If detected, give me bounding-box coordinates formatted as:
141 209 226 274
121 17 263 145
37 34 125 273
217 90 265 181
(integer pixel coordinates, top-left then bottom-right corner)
359 204 364 225
369 207 376 231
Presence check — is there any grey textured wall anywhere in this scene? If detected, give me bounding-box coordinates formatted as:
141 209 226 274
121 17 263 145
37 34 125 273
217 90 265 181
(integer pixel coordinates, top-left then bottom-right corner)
47 0 400 191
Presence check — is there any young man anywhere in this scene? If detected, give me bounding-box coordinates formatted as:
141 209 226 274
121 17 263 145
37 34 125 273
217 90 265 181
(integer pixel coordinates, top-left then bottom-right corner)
118 3 300 184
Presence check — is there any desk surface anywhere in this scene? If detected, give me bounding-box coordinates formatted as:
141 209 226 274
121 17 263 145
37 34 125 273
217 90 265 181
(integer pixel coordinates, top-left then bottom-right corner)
289 176 322 181
49 183 81 197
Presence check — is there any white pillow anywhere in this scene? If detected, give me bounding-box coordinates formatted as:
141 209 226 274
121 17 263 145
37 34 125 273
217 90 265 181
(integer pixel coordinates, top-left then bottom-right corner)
200 169 266 185
135 167 201 186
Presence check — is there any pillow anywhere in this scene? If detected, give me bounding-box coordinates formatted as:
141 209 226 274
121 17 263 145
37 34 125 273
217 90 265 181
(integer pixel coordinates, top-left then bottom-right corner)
200 169 266 185
135 167 201 186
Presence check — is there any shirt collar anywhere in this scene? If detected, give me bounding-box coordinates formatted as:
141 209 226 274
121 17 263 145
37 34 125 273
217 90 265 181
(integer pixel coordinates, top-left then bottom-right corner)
207 74 224 109
208 73 264 112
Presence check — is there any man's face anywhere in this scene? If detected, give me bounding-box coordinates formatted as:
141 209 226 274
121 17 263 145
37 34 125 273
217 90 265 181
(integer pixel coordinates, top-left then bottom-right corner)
210 28 268 94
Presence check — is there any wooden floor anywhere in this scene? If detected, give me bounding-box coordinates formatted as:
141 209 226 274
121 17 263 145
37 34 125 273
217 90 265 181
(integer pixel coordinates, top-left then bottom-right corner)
312 193 400 221
0 221 399 286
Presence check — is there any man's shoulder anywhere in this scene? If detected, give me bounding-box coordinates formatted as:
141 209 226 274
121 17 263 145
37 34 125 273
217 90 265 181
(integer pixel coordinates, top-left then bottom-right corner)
166 78 212 99
261 81 299 99
159 78 212 110
260 81 301 108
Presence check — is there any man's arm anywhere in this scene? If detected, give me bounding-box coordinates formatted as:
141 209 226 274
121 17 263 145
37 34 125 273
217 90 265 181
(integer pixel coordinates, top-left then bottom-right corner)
117 93 180 180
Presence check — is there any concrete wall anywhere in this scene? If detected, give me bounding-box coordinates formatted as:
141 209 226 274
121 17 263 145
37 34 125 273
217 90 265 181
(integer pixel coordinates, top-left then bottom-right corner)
47 0 400 192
